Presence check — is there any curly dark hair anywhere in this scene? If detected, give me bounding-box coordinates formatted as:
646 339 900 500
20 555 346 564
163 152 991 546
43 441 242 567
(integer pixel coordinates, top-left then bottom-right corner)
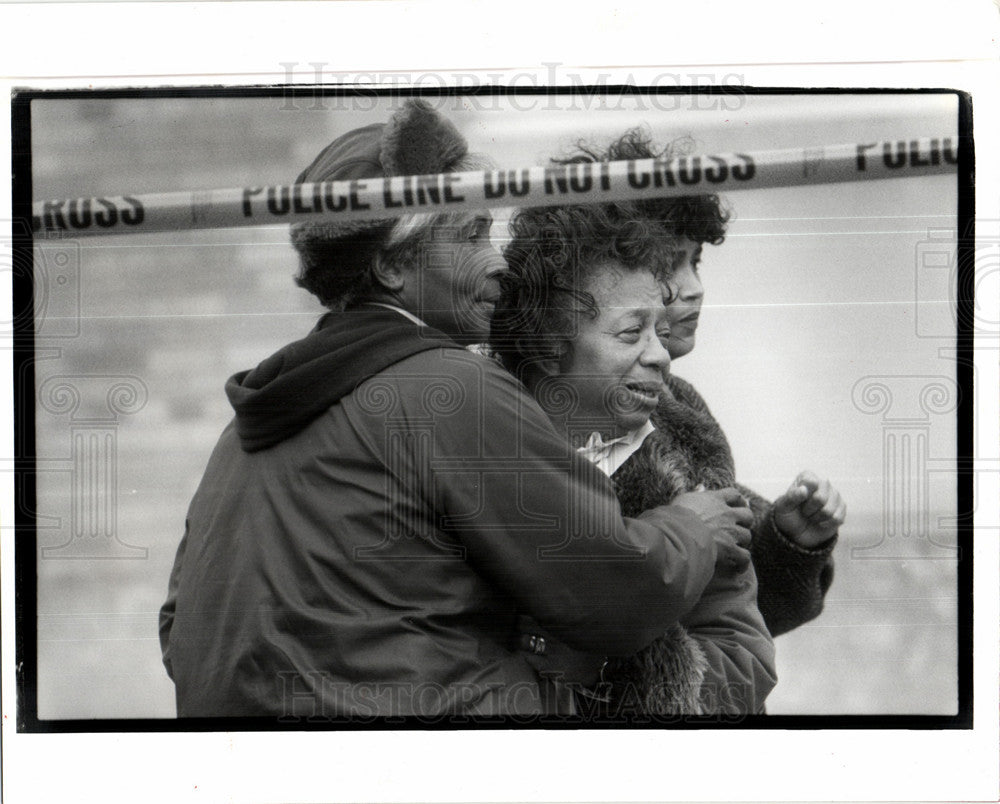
557 127 731 246
491 128 731 392
490 201 676 392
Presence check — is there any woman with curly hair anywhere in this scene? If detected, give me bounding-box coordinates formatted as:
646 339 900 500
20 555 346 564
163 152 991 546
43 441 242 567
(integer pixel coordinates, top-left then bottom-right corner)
490 130 845 716
558 129 845 638
491 200 777 716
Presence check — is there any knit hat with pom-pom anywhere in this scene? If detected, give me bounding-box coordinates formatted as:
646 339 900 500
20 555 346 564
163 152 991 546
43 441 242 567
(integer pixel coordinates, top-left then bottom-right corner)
296 98 469 185
292 99 469 242
290 99 471 307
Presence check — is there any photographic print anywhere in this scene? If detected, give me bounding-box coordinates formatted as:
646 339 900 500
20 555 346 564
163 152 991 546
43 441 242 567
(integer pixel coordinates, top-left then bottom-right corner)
17 88 969 727
4 5 999 796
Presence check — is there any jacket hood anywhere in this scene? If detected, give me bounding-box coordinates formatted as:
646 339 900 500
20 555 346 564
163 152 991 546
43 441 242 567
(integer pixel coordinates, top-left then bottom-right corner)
226 307 458 452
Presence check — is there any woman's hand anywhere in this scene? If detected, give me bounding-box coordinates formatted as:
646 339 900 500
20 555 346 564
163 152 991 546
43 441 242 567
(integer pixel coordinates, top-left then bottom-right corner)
773 471 846 549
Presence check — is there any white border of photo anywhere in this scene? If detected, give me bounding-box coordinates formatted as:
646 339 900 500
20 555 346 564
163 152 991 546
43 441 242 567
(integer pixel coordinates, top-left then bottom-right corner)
1 2 998 803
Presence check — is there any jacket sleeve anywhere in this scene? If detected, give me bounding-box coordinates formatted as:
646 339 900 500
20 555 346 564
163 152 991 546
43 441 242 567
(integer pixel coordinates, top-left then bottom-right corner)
668 374 836 637
739 485 836 637
678 547 777 715
158 519 189 681
368 350 721 658
599 540 776 717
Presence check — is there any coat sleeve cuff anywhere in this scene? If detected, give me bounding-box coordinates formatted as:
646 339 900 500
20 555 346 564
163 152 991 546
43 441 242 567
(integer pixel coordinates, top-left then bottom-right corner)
762 506 838 557
751 505 837 637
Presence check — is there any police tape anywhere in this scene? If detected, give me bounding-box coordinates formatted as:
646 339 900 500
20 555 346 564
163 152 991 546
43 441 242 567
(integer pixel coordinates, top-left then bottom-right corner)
32 137 959 238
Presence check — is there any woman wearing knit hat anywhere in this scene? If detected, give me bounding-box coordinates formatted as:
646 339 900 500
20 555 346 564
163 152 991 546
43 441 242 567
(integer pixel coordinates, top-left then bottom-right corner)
287 99 501 345
158 100 763 719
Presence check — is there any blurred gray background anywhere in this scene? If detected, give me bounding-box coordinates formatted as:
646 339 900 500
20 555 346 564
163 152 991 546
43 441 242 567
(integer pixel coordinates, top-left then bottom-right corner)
30 92 960 718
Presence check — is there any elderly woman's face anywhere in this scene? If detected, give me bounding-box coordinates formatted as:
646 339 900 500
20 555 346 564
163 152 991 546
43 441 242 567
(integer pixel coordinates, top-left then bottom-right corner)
663 237 705 360
558 264 672 437
400 214 506 344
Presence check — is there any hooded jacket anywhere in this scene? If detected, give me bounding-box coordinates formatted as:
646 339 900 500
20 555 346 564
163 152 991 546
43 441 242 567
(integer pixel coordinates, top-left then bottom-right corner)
159 308 728 719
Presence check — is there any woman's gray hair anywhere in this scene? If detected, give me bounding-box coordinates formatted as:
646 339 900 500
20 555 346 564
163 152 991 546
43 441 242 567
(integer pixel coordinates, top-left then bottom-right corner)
292 151 495 310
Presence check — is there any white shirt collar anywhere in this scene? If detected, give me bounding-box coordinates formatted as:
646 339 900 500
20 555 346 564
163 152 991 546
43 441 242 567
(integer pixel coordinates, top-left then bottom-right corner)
366 304 491 357
576 419 656 478
365 302 428 328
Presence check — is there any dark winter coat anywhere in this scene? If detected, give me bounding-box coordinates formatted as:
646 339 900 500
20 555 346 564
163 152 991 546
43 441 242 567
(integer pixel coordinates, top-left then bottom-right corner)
158 309 731 719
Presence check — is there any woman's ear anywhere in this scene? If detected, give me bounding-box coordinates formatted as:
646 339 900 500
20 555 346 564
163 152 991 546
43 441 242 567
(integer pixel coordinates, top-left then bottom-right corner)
370 255 406 294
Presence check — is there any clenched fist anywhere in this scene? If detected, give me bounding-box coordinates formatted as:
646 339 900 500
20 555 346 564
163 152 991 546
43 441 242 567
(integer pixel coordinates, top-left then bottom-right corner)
773 470 846 549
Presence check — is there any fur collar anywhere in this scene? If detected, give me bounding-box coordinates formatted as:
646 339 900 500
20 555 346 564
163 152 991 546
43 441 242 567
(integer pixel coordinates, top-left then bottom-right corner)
602 388 737 716
613 390 736 518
